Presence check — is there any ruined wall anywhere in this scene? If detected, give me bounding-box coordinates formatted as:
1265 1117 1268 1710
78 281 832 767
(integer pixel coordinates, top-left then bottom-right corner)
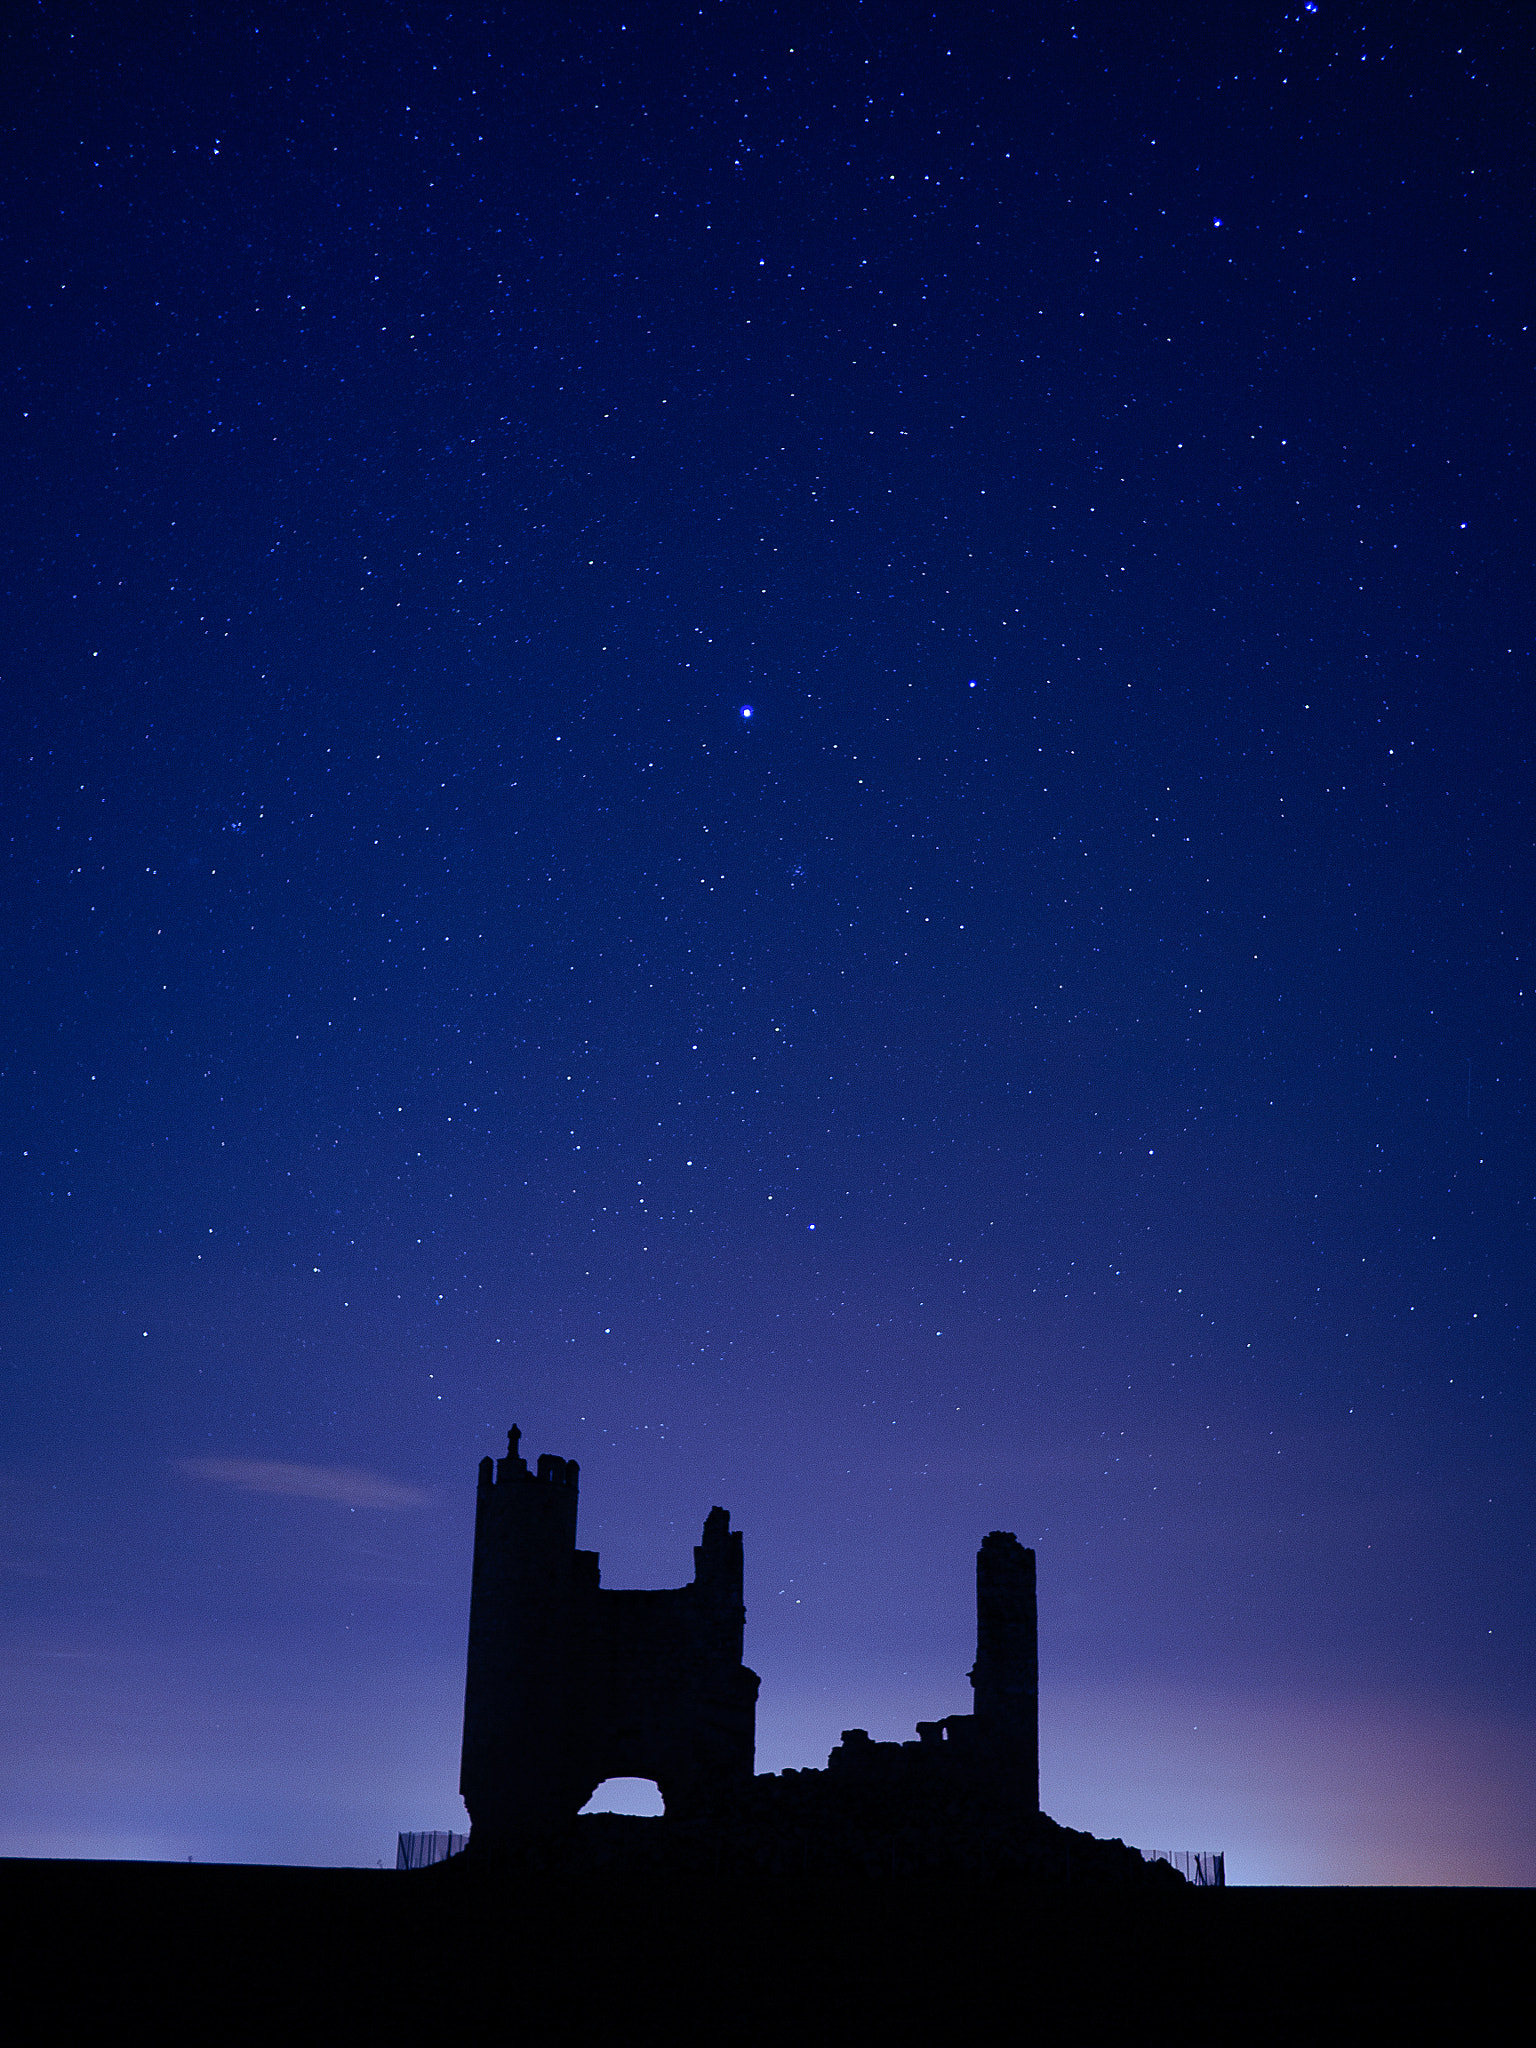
823 1530 1039 1813
459 1429 760 1841
460 1433 1037 1852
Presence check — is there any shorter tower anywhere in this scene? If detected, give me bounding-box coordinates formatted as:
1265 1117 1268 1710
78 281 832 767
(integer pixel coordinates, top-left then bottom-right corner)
969 1530 1039 1809
459 1429 760 1843
830 1528 1039 1814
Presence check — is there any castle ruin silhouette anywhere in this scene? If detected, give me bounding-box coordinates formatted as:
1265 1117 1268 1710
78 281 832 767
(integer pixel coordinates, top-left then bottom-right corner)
460 1427 1039 1851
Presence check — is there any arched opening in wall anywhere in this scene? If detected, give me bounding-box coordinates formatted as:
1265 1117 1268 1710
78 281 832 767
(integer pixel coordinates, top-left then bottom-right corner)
579 1777 665 1817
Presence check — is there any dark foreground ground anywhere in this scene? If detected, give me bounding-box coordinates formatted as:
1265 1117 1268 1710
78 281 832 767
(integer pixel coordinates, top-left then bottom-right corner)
2 1847 1527 2044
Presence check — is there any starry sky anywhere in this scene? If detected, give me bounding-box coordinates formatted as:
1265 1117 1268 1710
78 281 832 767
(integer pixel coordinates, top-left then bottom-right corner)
3 0 1531 1883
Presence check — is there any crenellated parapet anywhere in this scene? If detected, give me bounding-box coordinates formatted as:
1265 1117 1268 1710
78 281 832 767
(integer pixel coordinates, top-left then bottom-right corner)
476 1425 579 1493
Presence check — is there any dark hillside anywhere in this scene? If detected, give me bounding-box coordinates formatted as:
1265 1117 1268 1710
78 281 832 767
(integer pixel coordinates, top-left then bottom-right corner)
2 1854 1525 2044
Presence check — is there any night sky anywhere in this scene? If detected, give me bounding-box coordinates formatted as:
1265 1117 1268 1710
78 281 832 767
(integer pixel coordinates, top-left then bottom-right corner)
3 1 1531 1884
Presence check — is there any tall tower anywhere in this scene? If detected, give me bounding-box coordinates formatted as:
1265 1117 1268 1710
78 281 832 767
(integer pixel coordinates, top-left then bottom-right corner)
459 1429 585 1837
970 1530 1039 1809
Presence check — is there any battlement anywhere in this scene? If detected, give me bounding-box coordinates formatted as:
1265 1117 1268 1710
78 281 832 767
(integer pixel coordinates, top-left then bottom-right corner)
476 1425 579 1492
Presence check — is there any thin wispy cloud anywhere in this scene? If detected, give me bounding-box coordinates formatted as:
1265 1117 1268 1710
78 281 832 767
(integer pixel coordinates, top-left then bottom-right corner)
177 1459 430 1510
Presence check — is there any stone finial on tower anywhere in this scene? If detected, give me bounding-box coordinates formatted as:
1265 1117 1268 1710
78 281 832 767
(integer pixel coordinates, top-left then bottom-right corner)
494 1425 530 1485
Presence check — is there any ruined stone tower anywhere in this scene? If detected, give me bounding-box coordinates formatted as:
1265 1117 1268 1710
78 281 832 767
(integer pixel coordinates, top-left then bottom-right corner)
459 1429 760 1842
970 1529 1040 1807
828 1529 1039 1813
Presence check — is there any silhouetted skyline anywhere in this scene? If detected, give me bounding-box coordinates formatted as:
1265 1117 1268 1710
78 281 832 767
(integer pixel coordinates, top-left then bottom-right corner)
2 1 1530 1882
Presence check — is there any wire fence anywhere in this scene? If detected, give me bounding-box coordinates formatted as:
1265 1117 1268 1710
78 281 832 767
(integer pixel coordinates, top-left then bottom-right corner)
1143 1849 1225 1886
396 1828 1221 1883
397 1830 468 1870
